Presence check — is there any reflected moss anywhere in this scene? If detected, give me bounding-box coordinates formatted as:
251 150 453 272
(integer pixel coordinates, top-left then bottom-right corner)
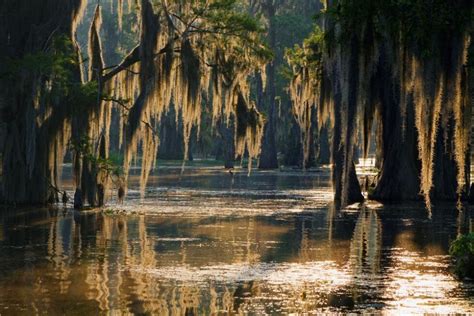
1 171 474 314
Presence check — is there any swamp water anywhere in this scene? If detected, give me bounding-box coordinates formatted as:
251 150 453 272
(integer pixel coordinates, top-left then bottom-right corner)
0 165 473 314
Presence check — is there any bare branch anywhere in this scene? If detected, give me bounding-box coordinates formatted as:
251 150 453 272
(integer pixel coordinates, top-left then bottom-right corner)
102 40 178 83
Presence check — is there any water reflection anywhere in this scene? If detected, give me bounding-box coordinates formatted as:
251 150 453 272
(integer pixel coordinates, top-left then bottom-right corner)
328 207 383 310
350 207 382 276
0 169 473 314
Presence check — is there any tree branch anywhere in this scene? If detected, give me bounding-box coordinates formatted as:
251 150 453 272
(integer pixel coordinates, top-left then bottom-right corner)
102 40 179 83
105 96 160 138
102 45 140 83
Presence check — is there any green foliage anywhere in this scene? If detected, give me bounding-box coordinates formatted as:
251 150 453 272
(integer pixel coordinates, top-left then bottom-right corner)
449 233 474 279
323 0 473 56
206 1 263 33
0 34 100 113
109 151 124 166
274 12 316 92
285 26 324 76
70 135 123 179
70 81 99 113
101 0 139 64
172 0 273 65
0 35 77 90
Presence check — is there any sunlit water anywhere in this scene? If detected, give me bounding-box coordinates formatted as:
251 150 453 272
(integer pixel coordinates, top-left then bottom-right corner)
0 165 473 314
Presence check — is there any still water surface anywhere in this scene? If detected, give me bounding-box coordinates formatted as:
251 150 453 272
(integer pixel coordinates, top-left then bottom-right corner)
0 166 473 314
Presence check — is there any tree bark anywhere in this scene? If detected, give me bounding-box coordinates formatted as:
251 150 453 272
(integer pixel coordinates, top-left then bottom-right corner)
303 107 318 169
430 120 461 201
317 126 330 165
331 67 363 206
332 108 364 205
283 118 303 167
370 48 421 201
220 119 236 169
258 2 278 170
0 0 84 205
158 108 185 160
331 36 364 206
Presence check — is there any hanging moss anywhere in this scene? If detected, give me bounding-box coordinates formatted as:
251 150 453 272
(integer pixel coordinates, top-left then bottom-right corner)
0 0 272 206
235 90 264 173
287 26 324 169
107 0 271 198
288 0 473 207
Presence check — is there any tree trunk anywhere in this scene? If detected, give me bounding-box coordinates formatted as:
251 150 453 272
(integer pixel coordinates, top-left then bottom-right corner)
221 120 235 169
331 73 363 205
258 3 278 170
317 126 330 164
331 36 364 206
467 31 474 197
332 108 364 205
214 117 235 168
430 120 460 201
304 107 318 169
370 48 421 201
370 100 421 201
0 0 84 205
283 118 303 167
158 108 184 160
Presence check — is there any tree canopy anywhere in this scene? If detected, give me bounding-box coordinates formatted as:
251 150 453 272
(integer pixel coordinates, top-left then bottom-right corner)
0 0 272 206
288 0 474 207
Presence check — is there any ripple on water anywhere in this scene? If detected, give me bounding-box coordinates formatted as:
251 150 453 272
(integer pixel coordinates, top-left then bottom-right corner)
0 167 473 314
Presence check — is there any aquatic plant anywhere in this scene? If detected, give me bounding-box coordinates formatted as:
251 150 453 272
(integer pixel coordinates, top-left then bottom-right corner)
450 233 474 279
